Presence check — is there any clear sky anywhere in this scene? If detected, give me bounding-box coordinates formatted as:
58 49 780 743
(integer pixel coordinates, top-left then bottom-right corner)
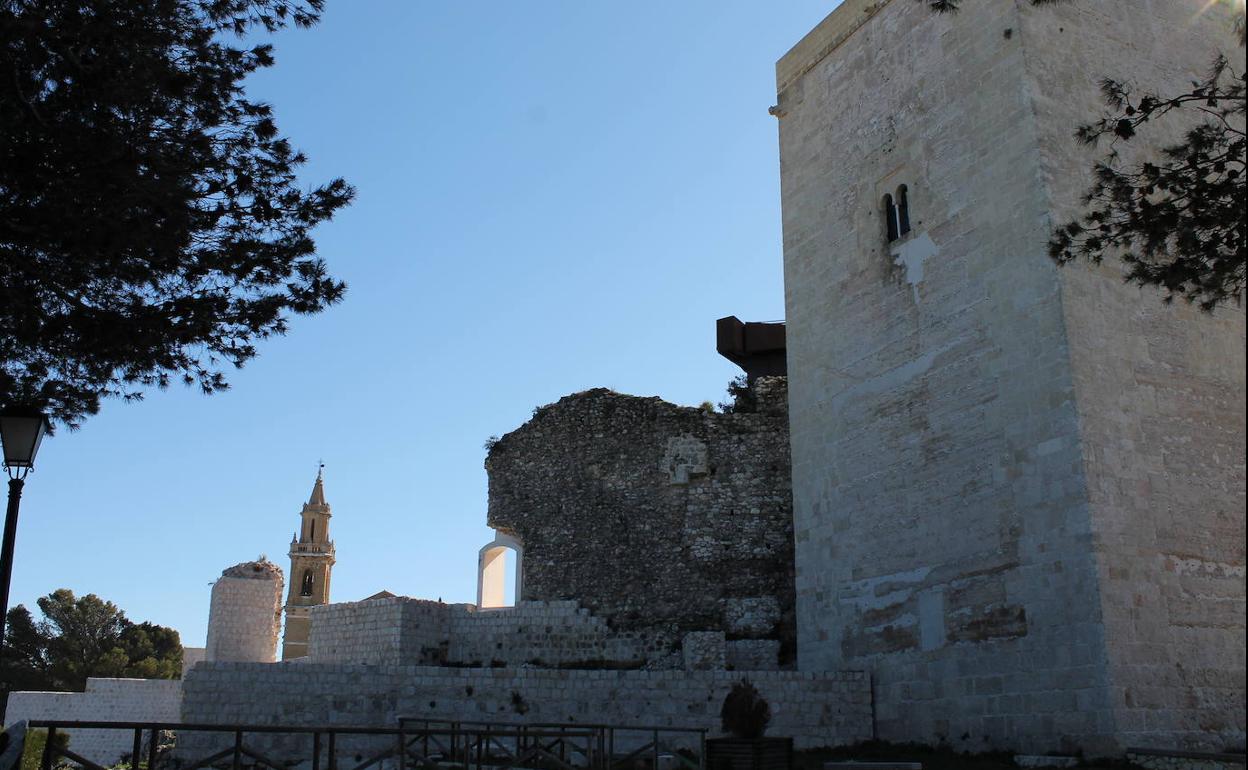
10 1 838 648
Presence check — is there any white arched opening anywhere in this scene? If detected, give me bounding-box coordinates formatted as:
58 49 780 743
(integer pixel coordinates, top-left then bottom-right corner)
476 530 524 609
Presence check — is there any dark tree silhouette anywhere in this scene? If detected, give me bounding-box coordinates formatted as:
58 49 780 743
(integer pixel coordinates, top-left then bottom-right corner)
1050 56 1245 310
0 589 182 717
0 0 354 427
921 0 1246 311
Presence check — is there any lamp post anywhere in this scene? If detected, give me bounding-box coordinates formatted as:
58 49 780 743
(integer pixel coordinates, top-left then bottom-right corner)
0 410 50 644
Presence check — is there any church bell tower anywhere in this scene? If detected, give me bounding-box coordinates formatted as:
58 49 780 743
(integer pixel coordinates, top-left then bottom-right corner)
281 466 335 660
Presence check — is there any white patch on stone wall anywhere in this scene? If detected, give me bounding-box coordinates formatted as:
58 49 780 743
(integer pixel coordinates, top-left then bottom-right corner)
918 589 946 652
890 231 938 303
841 566 932 612
662 434 709 484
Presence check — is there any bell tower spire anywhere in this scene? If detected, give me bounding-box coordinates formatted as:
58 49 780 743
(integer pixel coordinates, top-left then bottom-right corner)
281 464 336 660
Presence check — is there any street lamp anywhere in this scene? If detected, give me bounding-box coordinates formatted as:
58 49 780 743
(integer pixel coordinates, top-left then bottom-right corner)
0 410 50 645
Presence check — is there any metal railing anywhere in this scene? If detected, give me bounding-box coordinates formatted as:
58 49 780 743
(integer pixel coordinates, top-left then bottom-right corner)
28 718 706 770
397 718 706 770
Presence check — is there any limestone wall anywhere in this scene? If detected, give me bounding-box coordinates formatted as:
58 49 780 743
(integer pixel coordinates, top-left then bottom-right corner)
205 563 284 663
485 378 794 655
306 598 693 669
774 0 1244 755
179 661 871 750
3 678 182 765
307 596 451 665
1020 0 1246 751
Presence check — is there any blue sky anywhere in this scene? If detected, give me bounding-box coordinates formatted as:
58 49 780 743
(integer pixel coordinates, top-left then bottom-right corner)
11 1 836 647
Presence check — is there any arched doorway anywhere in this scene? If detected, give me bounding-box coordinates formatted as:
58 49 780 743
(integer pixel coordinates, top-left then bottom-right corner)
476 530 523 609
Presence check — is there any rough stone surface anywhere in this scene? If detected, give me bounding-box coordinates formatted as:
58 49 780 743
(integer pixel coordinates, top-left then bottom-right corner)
485 377 794 659
775 0 1244 755
1127 753 1246 770
179 662 872 751
682 632 726 671
726 640 781 672
3 678 182 765
205 560 284 663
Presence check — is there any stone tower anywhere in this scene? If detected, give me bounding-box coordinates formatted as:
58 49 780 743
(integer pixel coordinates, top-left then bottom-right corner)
281 468 336 660
775 0 1244 756
204 559 284 663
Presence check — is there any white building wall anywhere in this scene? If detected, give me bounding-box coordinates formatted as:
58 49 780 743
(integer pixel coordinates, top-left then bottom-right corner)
3 679 182 766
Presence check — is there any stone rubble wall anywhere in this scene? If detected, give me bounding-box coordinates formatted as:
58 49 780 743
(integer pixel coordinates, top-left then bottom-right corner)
484 378 794 657
447 601 658 667
205 573 283 663
179 661 871 754
3 678 182 765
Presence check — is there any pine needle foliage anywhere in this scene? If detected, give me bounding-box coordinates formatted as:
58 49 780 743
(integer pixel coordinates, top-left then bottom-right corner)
920 0 1246 311
0 0 355 427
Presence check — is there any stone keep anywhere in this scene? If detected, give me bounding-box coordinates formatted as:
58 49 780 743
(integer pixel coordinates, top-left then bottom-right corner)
204 559 284 663
282 468 336 660
775 0 1245 755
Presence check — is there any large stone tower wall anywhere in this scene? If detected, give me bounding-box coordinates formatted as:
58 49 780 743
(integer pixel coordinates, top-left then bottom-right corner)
775 0 1243 755
204 560 284 663
1023 1 1246 749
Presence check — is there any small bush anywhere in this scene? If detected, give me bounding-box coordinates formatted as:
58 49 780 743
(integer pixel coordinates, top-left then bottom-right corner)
721 679 771 739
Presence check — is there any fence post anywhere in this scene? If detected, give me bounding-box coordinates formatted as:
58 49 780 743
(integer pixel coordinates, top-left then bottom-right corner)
328 732 337 770
39 727 56 770
131 729 142 770
313 732 321 770
147 727 159 770
232 730 242 770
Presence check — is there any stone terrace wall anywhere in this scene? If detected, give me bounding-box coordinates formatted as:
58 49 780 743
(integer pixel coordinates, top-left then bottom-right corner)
485 377 794 655
448 601 662 667
308 596 452 665
4 678 182 765
306 599 678 669
180 662 871 751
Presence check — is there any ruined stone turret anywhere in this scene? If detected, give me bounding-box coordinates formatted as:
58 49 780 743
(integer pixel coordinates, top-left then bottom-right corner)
204 558 284 663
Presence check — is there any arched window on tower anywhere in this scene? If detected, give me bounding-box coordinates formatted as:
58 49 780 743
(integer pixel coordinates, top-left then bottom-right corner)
896 185 911 237
883 194 899 243
301 569 314 597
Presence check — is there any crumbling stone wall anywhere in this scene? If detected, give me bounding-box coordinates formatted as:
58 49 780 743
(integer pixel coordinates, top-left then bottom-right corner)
485 377 794 659
204 560 283 663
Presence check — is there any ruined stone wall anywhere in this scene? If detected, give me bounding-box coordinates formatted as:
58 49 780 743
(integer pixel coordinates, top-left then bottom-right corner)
4 678 182 765
776 0 1244 755
1021 1 1246 751
205 561 284 663
485 377 794 657
179 661 871 750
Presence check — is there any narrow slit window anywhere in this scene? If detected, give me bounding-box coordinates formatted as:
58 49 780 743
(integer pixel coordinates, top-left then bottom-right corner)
896 185 911 236
310 520 315 541
884 194 899 243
